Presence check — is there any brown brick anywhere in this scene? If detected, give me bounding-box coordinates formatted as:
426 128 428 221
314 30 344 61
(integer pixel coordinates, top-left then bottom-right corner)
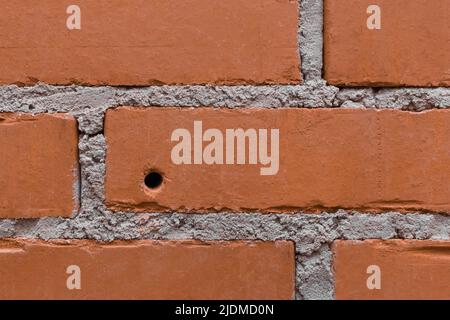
0 239 295 300
324 0 450 86
333 240 450 300
0 113 78 218
105 107 450 214
0 0 300 86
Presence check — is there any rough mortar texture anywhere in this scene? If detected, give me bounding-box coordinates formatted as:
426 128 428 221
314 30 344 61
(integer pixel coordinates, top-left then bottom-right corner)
0 0 449 299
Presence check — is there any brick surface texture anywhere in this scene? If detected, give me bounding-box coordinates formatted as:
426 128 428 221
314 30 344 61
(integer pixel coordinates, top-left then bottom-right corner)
0 0 449 300
324 0 450 86
0 113 78 218
334 240 450 299
0 239 294 299
0 0 300 85
106 107 450 214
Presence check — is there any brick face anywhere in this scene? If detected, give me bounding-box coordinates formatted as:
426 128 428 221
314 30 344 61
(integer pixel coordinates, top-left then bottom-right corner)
105 107 450 214
0 113 78 218
0 0 300 85
324 0 450 86
333 240 450 300
0 239 295 300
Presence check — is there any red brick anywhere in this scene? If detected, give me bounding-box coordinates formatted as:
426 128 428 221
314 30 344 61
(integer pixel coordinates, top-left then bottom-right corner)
0 239 295 300
334 240 450 300
0 0 300 86
0 113 78 218
105 107 450 214
324 0 450 86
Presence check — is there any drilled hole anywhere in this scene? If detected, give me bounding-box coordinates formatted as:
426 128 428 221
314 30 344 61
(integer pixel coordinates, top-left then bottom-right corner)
144 171 163 189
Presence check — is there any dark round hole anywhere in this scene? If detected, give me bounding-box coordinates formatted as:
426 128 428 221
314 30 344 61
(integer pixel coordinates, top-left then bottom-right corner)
144 171 163 189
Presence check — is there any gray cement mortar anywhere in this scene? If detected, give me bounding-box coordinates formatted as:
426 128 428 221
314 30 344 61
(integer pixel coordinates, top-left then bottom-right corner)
0 0 449 300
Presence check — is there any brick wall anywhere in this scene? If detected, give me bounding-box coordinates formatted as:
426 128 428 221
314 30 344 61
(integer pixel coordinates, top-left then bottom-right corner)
0 0 449 300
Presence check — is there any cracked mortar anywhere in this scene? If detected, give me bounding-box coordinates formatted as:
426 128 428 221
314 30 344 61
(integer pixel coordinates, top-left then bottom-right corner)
0 0 449 299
